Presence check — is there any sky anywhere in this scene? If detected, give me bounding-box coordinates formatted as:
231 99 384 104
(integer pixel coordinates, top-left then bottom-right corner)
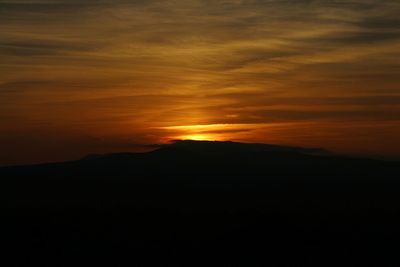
1 0 400 165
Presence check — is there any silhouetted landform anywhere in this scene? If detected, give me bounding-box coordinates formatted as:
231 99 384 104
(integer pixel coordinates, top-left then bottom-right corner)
1 140 400 266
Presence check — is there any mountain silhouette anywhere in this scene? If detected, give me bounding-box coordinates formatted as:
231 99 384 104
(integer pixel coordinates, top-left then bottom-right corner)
1 140 400 266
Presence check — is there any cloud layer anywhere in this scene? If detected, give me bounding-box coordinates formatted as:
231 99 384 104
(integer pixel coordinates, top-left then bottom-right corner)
1 0 400 164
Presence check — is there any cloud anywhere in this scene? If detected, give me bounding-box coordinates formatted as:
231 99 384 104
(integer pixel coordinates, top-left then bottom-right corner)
0 40 96 56
0 0 400 163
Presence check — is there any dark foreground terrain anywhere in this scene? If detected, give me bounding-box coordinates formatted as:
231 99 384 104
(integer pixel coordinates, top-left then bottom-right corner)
2 140 400 266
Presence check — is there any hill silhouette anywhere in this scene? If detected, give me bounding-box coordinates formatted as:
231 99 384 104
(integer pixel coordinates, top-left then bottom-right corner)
1 140 400 266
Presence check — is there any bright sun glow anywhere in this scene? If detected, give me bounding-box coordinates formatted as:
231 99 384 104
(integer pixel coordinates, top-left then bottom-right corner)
159 124 233 141
158 123 280 142
179 134 215 141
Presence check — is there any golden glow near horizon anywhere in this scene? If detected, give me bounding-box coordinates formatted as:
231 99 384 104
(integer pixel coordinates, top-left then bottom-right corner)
161 124 246 141
179 134 216 141
1 0 400 165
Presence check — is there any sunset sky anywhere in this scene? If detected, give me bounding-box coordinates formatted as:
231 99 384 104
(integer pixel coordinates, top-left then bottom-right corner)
1 0 400 165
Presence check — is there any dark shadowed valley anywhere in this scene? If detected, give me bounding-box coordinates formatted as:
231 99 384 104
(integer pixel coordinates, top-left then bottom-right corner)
2 140 400 266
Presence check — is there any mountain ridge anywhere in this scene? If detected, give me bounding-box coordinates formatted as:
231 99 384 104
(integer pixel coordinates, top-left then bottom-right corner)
2 140 395 170
2 140 400 266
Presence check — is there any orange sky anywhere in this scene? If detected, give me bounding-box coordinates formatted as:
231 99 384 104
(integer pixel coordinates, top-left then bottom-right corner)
1 0 400 165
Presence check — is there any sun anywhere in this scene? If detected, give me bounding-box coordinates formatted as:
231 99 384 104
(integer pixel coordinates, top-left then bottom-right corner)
160 123 238 142
180 134 214 141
